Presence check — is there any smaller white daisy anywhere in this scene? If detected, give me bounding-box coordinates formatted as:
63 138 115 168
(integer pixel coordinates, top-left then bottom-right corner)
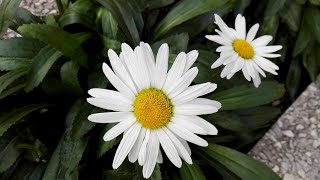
206 14 282 87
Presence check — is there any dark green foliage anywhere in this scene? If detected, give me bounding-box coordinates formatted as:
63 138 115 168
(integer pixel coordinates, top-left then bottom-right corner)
0 0 316 179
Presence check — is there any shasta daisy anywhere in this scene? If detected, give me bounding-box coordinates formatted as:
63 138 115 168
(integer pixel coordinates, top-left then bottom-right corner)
206 14 282 87
87 42 221 178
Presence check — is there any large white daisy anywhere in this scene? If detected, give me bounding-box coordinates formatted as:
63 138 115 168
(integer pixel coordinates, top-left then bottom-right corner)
206 14 282 87
87 42 221 178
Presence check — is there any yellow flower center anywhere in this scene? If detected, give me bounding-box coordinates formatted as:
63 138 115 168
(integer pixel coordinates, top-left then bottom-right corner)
133 88 173 129
232 39 254 59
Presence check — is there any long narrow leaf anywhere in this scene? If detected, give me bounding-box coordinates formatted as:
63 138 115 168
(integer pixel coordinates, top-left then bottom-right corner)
18 24 87 66
25 46 63 92
198 144 281 180
153 0 230 40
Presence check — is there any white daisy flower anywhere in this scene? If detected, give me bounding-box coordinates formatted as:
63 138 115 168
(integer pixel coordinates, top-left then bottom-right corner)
87 42 221 178
206 14 282 87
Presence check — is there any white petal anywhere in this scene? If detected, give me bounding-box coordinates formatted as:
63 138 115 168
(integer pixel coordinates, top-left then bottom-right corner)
136 46 152 89
220 62 235 78
129 128 146 163
231 58 244 73
108 49 138 94
242 64 251 81
156 128 182 168
140 42 157 87
138 129 150 165
205 35 229 45
163 52 187 91
177 136 191 155
163 127 192 164
102 63 135 100
235 14 246 39
252 71 261 88
172 82 216 105
190 98 222 109
215 29 234 42
191 115 218 135
112 123 141 169
87 98 132 112
214 14 235 38
88 88 131 104
222 52 238 65
157 150 163 163
171 115 207 135
174 98 220 115
154 43 169 89
143 132 159 179
255 45 282 54
258 53 281 58
166 67 198 98
184 50 199 72
251 35 272 47
88 112 133 123
246 24 259 42
251 60 266 77
254 55 279 70
103 116 136 141
167 122 208 147
216 45 233 52
226 72 235 79
211 56 227 69
245 61 256 79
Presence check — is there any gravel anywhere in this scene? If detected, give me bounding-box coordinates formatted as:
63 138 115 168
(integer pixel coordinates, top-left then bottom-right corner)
249 76 320 180
2 0 57 39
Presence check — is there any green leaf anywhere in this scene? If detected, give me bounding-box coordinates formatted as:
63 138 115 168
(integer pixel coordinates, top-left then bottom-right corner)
309 0 320 5
59 0 97 29
96 124 119 158
153 0 230 40
0 37 44 58
99 8 118 39
279 1 301 32
145 0 175 9
42 136 63 180
264 0 286 18
0 136 22 173
17 24 88 66
286 58 301 100
179 162 206 180
213 81 285 110
60 61 82 96
71 102 98 139
193 50 219 84
50 100 92 179
198 144 281 180
97 0 141 45
293 16 311 56
305 6 320 43
303 48 318 81
260 15 279 38
209 107 280 132
25 46 63 92
9 7 41 30
88 70 109 89
0 68 28 94
234 0 251 14
0 57 31 71
0 84 24 100
0 104 48 136
152 33 189 54
112 0 141 45
0 0 22 37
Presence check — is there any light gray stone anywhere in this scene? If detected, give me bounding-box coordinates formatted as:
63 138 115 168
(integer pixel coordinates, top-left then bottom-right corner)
249 75 320 180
